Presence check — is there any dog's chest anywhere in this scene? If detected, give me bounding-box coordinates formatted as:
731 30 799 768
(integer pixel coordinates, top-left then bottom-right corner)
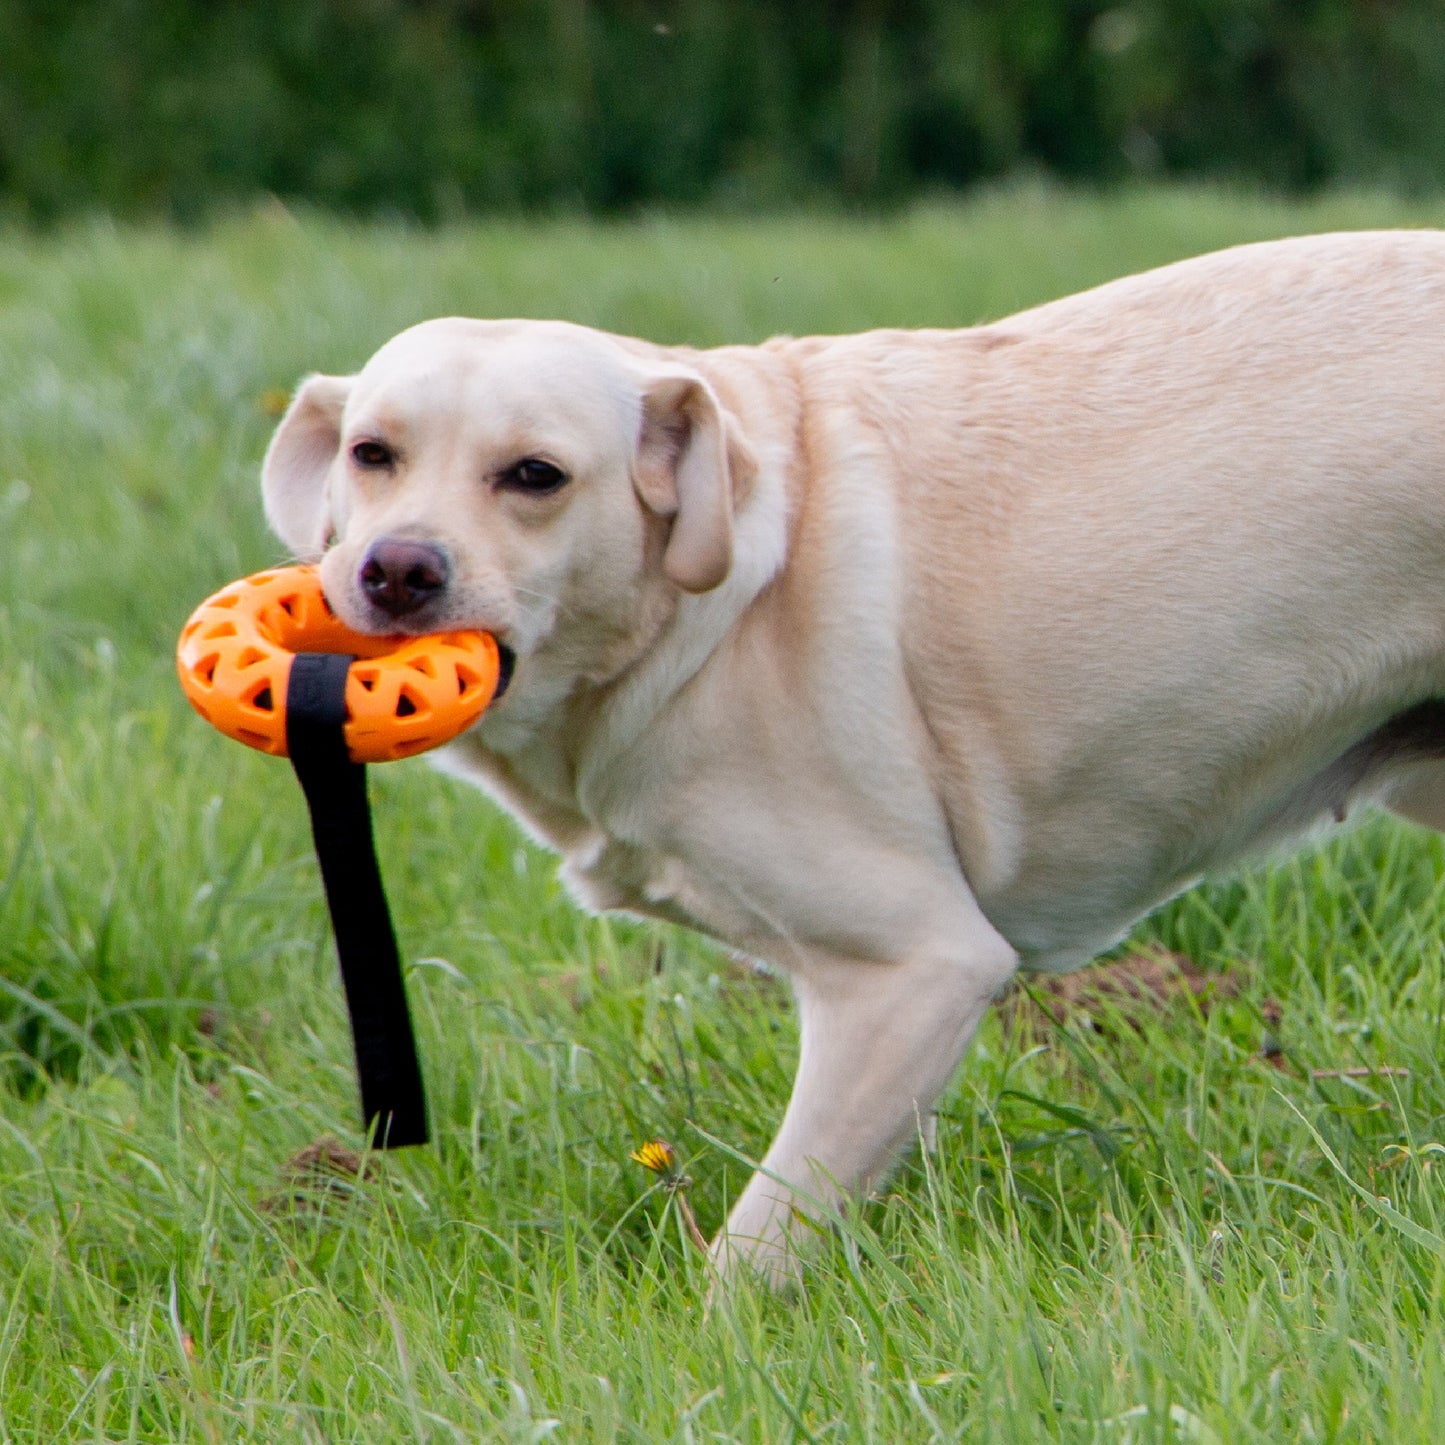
458 723 767 942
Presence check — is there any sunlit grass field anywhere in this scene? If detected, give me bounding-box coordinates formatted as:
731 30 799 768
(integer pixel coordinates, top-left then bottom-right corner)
2 187 1444 1441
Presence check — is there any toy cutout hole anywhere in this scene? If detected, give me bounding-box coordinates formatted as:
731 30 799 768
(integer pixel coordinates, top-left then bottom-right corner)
251 685 273 712
277 594 299 618
195 654 218 685
204 620 238 640
237 645 267 669
211 593 240 609
395 690 419 718
406 655 437 678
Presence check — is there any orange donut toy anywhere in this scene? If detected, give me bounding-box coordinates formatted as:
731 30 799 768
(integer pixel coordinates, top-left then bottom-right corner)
177 565 500 764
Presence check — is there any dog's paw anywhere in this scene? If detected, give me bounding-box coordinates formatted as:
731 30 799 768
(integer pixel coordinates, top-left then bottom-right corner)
706 1224 806 1304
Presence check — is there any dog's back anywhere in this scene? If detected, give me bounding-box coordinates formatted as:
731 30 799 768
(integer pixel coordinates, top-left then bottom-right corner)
848 231 1445 964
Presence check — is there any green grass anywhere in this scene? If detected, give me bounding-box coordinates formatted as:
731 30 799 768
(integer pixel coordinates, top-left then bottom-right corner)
2 185 1444 1442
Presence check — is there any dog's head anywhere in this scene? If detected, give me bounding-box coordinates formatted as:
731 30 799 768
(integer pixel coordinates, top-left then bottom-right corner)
262 318 756 698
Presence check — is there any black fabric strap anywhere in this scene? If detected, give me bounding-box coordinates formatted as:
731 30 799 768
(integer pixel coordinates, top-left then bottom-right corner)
285 651 429 1148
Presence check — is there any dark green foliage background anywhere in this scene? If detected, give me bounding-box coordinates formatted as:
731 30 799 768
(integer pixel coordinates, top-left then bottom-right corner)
4 0 1445 222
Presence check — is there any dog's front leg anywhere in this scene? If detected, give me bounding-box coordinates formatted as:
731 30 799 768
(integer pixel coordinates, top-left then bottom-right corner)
711 912 1018 1289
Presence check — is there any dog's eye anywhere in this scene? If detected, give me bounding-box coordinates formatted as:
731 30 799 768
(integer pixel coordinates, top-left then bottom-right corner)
351 439 395 469
500 458 567 494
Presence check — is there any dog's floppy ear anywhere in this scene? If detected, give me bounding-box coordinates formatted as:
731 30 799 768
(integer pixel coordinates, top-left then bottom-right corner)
261 374 353 560
632 368 757 593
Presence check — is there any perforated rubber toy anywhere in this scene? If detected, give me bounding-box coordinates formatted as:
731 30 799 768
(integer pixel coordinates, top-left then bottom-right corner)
176 565 500 763
175 563 505 1147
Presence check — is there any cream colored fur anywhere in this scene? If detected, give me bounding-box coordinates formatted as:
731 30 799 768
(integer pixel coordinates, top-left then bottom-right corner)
263 231 1445 1287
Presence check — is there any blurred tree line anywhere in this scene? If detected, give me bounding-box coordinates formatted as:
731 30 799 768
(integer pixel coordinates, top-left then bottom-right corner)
2 0 1444 222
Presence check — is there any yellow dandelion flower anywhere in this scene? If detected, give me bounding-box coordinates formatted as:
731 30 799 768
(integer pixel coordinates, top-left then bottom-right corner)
629 1137 707 1255
630 1139 677 1176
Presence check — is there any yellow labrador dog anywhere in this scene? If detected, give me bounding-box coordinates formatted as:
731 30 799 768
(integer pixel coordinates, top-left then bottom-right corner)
264 231 1445 1286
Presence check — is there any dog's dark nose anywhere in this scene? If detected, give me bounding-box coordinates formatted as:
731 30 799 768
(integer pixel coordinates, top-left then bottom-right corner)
358 538 450 618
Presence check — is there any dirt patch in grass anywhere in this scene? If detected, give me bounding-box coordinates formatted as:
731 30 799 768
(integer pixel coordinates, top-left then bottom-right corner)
260 1134 377 1216
1006 949 1244 1036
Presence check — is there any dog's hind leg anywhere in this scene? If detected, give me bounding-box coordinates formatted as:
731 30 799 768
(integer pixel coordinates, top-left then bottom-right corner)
710 903 1018 1290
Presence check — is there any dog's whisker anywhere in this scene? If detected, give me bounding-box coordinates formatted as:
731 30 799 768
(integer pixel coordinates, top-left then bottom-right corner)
511 584 573 619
